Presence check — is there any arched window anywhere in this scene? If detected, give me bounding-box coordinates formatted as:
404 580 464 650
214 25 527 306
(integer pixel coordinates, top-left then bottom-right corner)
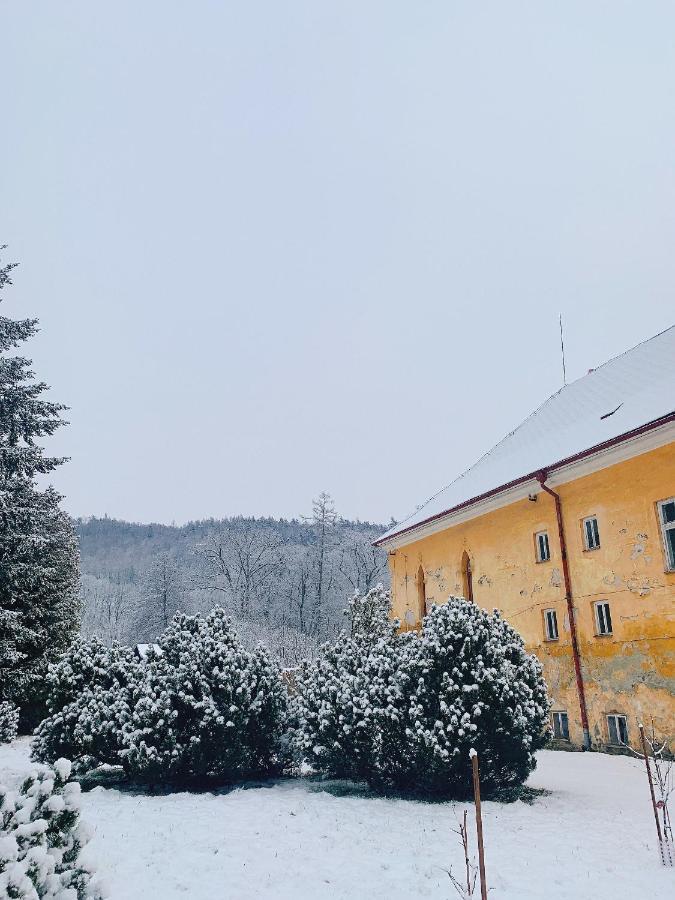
417 565 427 621
461 551 474 603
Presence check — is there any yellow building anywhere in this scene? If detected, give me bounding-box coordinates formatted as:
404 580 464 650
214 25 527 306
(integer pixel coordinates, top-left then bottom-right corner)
376 328 675 751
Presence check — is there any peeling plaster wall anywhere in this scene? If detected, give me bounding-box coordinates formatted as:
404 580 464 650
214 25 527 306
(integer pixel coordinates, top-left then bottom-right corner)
388 443 675 750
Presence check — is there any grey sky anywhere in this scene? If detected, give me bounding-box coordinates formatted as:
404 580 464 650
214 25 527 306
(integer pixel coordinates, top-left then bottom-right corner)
2 2 673 526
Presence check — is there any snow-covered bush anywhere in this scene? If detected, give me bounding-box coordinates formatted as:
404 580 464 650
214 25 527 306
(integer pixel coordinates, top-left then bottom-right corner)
295 596 550 798
32 639 140 772
345 584 396 640
34 611 289 785
0 758 105 899
382 599 550 795
0 701 20 744
293 586 408 781
121 608 289 783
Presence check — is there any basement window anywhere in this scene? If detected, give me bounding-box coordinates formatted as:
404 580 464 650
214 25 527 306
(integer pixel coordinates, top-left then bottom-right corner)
583 516 601 551
552 711 569 740
657 497 675 571
594 600 613 636
544 608 559 641
535 531 550 563
607 714 628 746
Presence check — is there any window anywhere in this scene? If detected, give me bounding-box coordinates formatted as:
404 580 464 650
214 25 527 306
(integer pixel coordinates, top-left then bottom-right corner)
417 565 426 621
535 531 550 563
583 516 601 550
594 600 613 636
544 608 559 641
657 498 675 571
461 552 474 603
552 711 569 740
607 714 628 746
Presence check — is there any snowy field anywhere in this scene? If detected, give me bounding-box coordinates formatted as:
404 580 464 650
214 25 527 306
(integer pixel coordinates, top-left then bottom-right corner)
1 739 672 900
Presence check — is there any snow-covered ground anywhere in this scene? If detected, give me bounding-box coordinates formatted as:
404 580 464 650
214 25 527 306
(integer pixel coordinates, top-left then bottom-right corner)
1 738 671 899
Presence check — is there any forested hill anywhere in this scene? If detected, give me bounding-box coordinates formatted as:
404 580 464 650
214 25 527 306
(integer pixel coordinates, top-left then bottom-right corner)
75 499 390 663
77 514 385 577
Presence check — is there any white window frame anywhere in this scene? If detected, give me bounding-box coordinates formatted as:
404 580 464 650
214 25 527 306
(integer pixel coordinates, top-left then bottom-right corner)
552 711 569 741
607 714 628 746
594 600 613 636
544 608 559 641
535 530 550 563
657 497 675 572
583 515 601 551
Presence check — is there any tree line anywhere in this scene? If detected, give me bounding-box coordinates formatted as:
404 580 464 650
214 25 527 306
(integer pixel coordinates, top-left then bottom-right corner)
78 494 390 663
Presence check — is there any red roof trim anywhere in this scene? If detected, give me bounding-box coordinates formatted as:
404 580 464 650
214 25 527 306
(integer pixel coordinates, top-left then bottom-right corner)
374 411 675 547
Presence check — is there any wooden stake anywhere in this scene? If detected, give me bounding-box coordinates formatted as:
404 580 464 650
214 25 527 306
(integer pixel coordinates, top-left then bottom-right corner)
470 750 488 900
639 723 665 862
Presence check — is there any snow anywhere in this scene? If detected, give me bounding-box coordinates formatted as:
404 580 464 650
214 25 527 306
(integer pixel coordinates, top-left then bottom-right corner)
380 324 675 543
53 758 72 782
1 738 672 899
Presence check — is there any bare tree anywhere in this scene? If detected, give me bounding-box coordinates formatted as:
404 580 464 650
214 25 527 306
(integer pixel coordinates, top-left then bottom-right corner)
338 536 388 593
138 553 187 638
80 572 139 644
627 720 674 865
304 492 338 632
285 547 313 635
444 810 479 898
194 524 285 618
233 611 320 667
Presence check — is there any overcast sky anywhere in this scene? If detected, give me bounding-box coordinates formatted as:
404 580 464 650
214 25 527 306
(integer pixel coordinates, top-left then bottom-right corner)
2 2 674 526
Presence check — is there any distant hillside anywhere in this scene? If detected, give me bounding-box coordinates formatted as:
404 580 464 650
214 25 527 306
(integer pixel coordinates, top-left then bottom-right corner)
76 501 389 663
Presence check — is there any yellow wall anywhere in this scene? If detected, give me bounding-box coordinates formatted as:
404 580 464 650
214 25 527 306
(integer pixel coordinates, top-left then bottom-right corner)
388 443 675 750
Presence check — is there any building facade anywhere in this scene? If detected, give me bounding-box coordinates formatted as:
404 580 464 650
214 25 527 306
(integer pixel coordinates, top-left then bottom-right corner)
376 330 675 751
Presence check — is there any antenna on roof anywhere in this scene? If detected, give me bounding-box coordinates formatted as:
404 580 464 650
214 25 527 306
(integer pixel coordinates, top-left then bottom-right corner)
559 314 567 385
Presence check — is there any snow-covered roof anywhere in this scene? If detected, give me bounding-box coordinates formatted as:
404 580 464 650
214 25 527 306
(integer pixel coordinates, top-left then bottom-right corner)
378 325 675 545
135 643 163 660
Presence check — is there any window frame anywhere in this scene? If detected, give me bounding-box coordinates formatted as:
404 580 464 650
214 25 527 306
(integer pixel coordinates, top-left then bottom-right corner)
535 530 551 563
656 497 675 572
594 600 613 636
552 710 570 741
582 515 601 551
543 608 559 641
607 714 628 746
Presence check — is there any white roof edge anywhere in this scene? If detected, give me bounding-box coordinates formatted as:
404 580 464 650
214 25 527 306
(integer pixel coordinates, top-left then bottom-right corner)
376 413 675 551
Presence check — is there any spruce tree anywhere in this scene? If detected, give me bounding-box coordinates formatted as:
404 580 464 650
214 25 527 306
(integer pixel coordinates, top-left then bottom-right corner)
0 246 80 725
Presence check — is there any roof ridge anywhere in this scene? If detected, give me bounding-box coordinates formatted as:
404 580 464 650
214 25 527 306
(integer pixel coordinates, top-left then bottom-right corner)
561 323 675 389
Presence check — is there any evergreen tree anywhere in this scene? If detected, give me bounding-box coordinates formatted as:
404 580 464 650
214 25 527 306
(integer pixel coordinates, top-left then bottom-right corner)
32 639 140 772
122 608 288 783
0 247 80 725
0 700 19 743
293 586 405 781
34 610 289 785
294 596 550 798
0 758 105 898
